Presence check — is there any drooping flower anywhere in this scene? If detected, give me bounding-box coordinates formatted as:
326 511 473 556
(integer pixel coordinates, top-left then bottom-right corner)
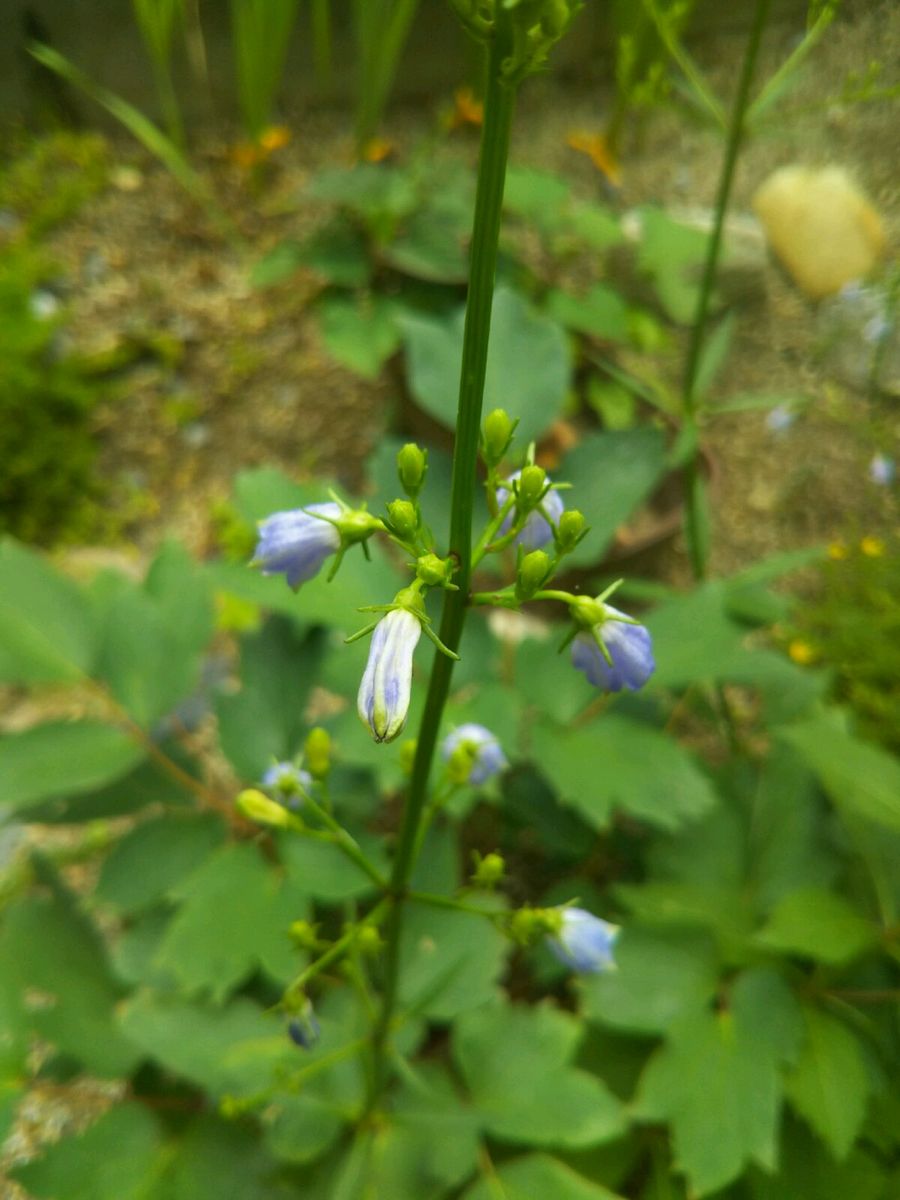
497 470 565 551
548 908 618 973
357 608 422 743
286 1000 320 1050
253 503 342 590
441 723 508 785
869 452 896 486
262 762 312 808
571 602 655 692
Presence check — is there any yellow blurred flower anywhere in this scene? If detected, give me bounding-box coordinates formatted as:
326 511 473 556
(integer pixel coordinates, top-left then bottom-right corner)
360 136 395 163
827 541 847 560
230 141 263 169
260 125 291 153
788 640 817 666
860 536 885 558
566 130 622 188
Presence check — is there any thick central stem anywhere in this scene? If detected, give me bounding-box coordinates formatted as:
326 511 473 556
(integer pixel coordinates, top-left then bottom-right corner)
367 22 515 1105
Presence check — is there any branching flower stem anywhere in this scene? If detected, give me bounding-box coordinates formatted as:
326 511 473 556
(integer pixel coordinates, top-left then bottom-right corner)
366 17 517 1112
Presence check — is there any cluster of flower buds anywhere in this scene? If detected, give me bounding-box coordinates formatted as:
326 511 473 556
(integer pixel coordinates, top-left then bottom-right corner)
448 0 584 82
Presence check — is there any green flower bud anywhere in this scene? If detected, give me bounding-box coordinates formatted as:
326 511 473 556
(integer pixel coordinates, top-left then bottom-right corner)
482 408 515 466
569 595 607 629
557 509 586 551
516 549 551 601
236 788 293 828
337 509 383 546
517 464 547 508
472 851 505 888
509 905 563 945
397 443 428 497
304 727 331 780
399 739 417 775
416 552 454 587
289 919 320 949
356 925 384 956
387 499 419 540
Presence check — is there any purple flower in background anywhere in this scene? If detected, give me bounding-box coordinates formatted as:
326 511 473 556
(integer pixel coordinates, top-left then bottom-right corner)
497 470 565 551
571 604 654 692
357 609 422 743
253 502 342 589
548 909 618 973
869 453 896 486
441 723 508 785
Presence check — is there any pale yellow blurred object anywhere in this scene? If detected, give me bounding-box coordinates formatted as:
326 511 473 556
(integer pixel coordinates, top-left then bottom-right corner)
752 166 886 299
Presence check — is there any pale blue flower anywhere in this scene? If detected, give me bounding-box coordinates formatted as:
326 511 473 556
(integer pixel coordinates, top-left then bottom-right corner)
497 471 565 551
357 608 422 743
441 723 508 785
765 404 795 433
548 908 618 973
869 453 896 486
571 603 654 692
253 502 342 590
262 762 312 809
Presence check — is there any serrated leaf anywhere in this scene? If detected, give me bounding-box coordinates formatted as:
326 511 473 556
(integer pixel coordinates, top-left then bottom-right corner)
150 1115 283 1200
0 721 145 817
279 835 381 901
635 969 802 1196
95 812 227 914
0 538 96 683
11 1104 163 1200
462 1153 626 1200
153 842 308 999
583 928 719 1035
748 1118 887 1200
532 716 717 833
454 1001 627 1149
756 888 879 965
785 1006 874 1160
400 286 570 443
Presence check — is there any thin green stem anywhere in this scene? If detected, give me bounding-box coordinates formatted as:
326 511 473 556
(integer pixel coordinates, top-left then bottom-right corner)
302 792 387 889
367 19 516 1110
679 0 771 580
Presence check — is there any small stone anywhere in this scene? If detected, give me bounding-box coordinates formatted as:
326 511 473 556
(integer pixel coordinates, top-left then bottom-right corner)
752 166 886 300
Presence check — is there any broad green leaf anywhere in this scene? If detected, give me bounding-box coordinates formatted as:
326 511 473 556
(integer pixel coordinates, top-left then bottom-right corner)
463 1153 626 1200
635 207 712 324
95 812 227 913
615 881 754 956
780 715 900 831
504 166 572 226
264 1092 348 1166
0 721 145 817
400 286 570 443
400 896 508 1021
25 748 198 824
153 842 308 999
568 203 624 253
545 285 630 341
501 767 598 863
532 716 717 832
636 969 802 1196
251 222 370 289
279 834 383 901
317 293 401 379
749 1118 887 1200
785 1006 874 1160
151 1115 283 1200
583 928 719 1036
558 429 668 567
454 1001 627 1149
216 617 325 781
11 1104 163 1200
0 537 96 682
118 992 295 1097
307 163 417 222
144 540 214 658
756 888 880 965
0 886 140 1076
383 194 471 283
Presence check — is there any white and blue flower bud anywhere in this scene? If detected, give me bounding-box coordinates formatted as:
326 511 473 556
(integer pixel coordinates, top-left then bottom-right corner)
548 908 618 974
570 599 655 693
262 762 312 809
441 723 508 785
497 469 565 551
253 502 342 590
357 606 422 744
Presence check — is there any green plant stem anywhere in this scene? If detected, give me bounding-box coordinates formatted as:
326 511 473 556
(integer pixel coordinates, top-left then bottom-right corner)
679 0 771 581
301 792 387 888
366 21 516 1111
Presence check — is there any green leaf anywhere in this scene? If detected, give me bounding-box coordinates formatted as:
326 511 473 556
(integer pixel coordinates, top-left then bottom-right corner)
545 285 630 342
382 196 471 283
635 969 802 1196
558 430 668 566
748 1118 887 1200
400 286 570 443
144 540 214 658
567 203 624 253
583 928 719 1036
279 835 381 902
463 1153 626 1200
532 715 717 832
26 749 198 824
216 618 324 782
153 842 308 1000
11 1104 163 1200
780 715 900 831
454 1000 627 1149
317 294 401 379
0 721 145 817
0 886 140 1076
400 897 508 1021
785 1006 874 1160
95 812 227 913
297 220 372 287
504 166 572 227
756 888 880 965
151 1115 283 1200
0 538 96 683
264 1092 348 1167
635 207 712 324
